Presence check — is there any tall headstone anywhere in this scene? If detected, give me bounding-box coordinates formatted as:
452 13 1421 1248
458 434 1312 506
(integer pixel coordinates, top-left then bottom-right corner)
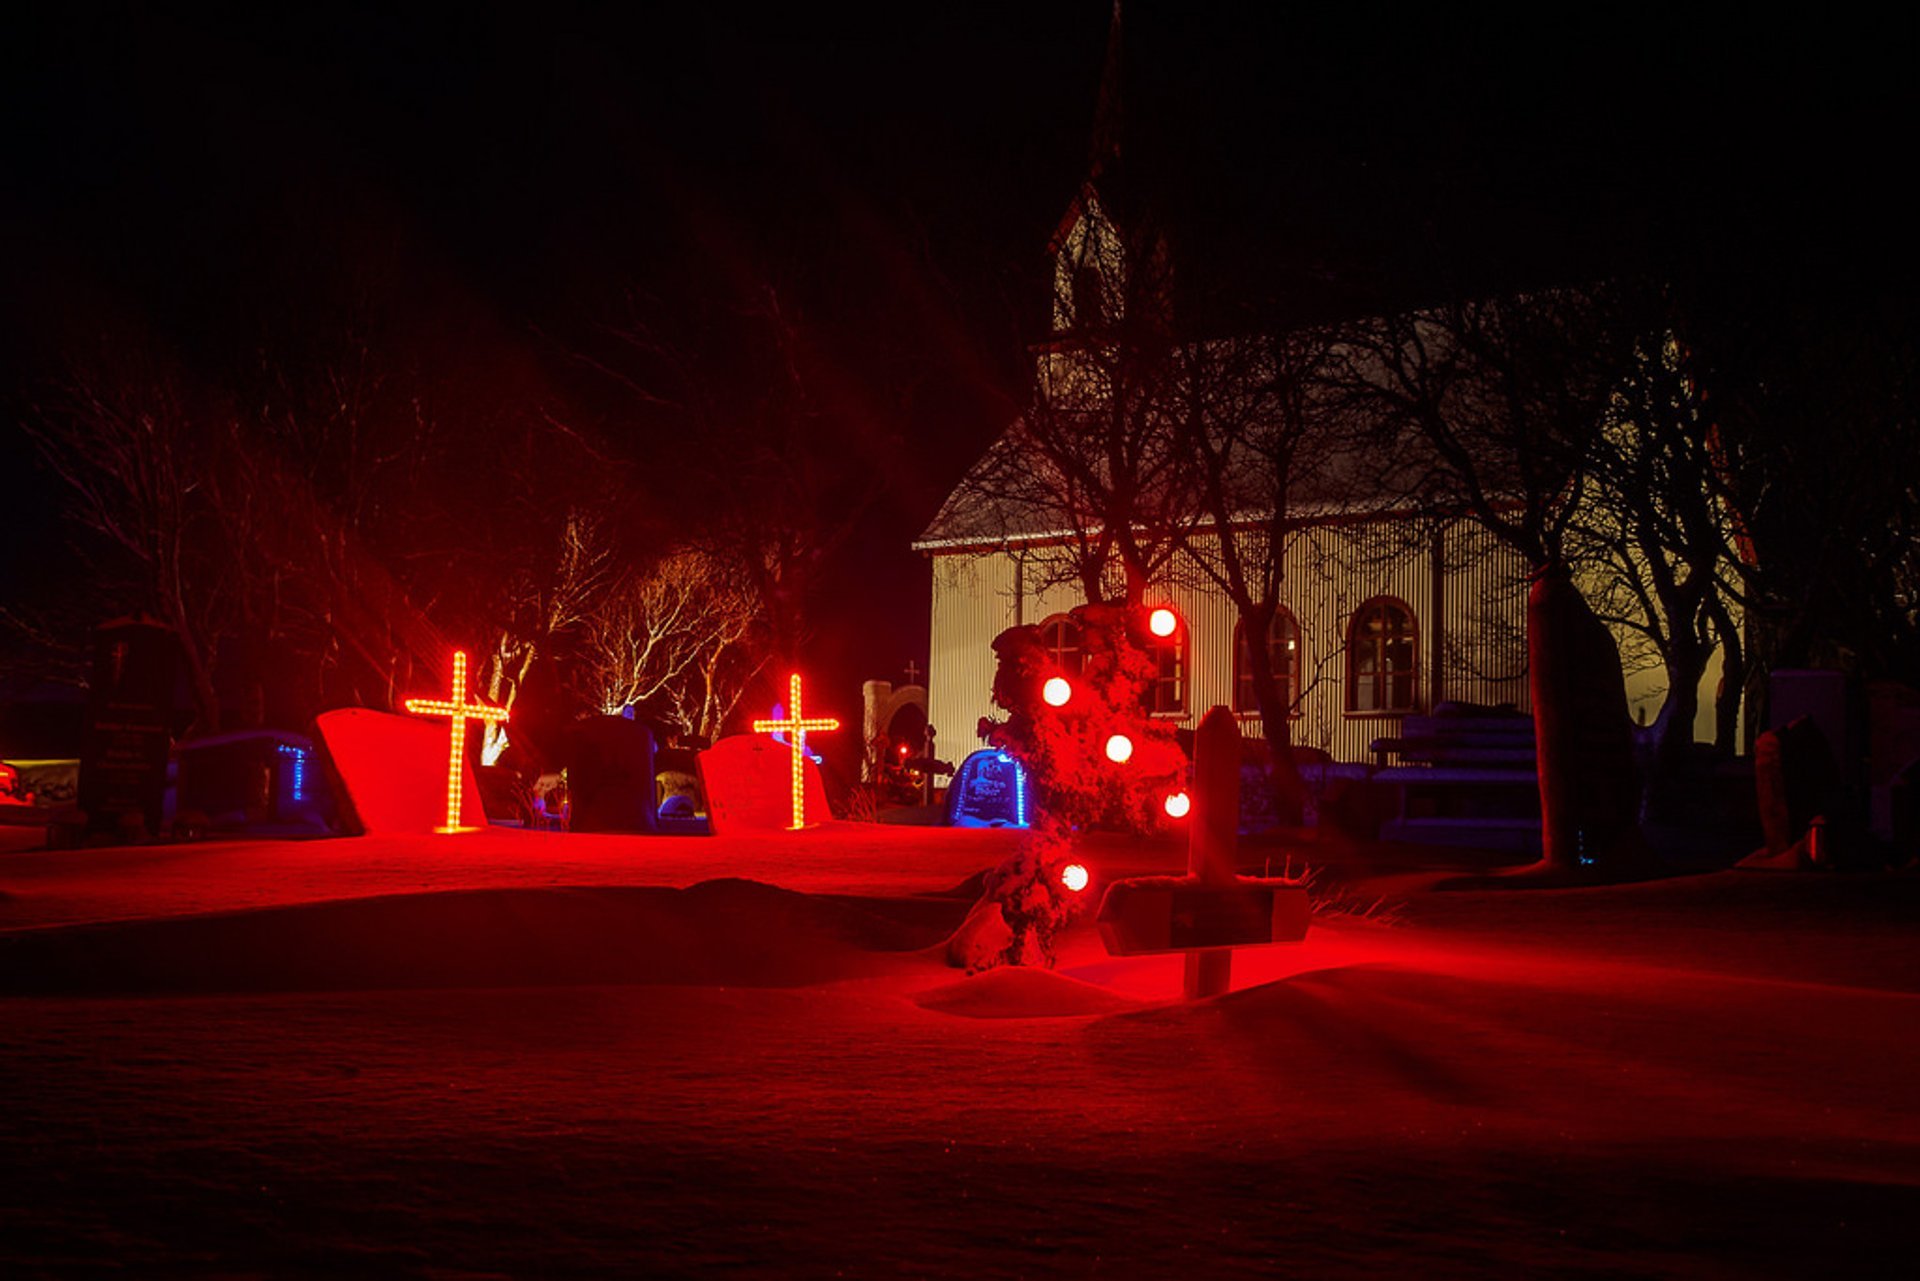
1529 562 1640 870
566 715 659 833
78 619 179 840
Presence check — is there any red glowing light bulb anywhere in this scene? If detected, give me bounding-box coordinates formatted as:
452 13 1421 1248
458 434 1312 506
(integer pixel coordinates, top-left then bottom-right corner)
1163 790 1191 819
1148 607 1179 638
1105 733 1134 764
1042 676 1072 707
1060 863 1090 893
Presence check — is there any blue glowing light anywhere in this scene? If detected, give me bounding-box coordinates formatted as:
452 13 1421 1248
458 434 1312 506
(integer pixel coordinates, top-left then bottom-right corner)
277 743 308 803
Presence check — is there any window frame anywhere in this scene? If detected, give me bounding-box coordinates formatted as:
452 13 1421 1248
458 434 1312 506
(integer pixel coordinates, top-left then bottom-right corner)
1037 613 1084 677
1345 596 1419 716
1232 609 1302 718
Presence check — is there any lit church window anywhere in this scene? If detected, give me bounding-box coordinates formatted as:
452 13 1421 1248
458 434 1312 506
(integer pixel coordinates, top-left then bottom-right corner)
1347 598 1417 713
1234 610 1300 714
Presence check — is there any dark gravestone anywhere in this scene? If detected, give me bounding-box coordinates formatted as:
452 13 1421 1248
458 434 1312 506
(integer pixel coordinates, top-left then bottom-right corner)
946 749 1029 828
1752 715 1841 865
566 716 659 834
174 730 334 836
79 620 179 839
1529 563 1640 869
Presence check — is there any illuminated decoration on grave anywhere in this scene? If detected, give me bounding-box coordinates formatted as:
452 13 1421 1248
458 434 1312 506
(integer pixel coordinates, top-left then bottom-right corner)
1163 789 1191 819
999 751 1029 826
1060 862 1090 893
1105 733 1135 764
1042 675 1073 707
1148 607 1179 638
752 672 840 831
403 649 510 833
277 742 309 803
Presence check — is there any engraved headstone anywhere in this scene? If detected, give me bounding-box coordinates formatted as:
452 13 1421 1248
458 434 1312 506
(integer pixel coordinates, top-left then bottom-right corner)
945 748 1028 828
78 619 179 840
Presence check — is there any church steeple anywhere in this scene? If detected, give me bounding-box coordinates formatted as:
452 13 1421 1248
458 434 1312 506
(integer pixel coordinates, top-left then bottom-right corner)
1047 1 1170 340
1088 0 1124 181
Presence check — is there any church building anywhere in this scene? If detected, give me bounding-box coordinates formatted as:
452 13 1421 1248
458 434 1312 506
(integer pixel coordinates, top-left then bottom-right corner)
913 8 1731 777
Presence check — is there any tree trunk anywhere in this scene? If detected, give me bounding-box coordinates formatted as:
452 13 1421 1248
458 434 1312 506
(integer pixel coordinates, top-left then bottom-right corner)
1529 561 1641 872
1708 598 1745 755
1642 642 1707 822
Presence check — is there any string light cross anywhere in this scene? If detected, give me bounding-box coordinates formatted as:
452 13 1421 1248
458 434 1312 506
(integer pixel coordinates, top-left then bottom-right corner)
753 672 840 830
404 649 509 833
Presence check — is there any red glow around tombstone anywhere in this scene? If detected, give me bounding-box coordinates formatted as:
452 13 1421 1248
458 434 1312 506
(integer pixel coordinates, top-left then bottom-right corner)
752 673 840 831
402 649 509 833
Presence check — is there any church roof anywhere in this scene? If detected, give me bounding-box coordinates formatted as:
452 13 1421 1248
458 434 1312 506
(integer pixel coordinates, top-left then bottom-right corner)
913 397 1431 552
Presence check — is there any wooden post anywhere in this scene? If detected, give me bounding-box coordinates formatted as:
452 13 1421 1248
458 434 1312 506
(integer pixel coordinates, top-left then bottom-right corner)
1184 705 1240 999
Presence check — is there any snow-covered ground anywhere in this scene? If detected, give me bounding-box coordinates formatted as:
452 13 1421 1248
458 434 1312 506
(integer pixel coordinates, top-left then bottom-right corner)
2 824 1916 1277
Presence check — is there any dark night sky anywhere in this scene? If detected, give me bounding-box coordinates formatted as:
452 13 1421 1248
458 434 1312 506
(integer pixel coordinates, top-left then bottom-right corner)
4 2 1915 728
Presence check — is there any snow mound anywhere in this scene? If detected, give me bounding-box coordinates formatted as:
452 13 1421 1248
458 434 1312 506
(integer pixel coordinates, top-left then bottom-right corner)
0 879 951 996
914 966 1142 1019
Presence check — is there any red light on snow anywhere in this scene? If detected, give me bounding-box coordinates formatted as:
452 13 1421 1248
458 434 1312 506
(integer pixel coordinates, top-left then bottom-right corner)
1042 676 1072 707
1148 607 1179 638
752 673 840 831
1105 733 1134 764
1060 863 1090 893
1163 790 1191 819
403 649 509 833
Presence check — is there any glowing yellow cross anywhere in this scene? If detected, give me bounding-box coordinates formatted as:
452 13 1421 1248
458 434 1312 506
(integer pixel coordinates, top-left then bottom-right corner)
752 672 839 830
403 649 509 833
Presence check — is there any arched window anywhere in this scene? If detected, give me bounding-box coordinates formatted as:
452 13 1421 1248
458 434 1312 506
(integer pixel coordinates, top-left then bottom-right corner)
1146 625 1186 716
1347 598 1418 713
1233 610 1300 715
1038 614 1083 676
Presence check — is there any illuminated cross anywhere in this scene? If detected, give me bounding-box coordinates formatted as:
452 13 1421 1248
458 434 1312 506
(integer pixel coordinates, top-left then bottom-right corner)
403 649 509 833
752 672 840 831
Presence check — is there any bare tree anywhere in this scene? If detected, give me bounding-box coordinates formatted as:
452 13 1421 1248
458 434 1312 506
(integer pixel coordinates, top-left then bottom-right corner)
949 201 1200 608
1352 289 1644 872
1167 325 1386 820
1564 302 1752 802
478 505 617 763
572 546 764 741
572 279 892 682
21 348 240 733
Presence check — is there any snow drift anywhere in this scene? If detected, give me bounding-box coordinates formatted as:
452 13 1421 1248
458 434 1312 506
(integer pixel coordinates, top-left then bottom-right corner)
0 878 962 996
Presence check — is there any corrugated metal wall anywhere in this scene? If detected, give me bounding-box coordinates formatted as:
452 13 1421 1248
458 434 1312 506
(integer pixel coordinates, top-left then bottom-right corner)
927 553 1016 763
925 520 1536 767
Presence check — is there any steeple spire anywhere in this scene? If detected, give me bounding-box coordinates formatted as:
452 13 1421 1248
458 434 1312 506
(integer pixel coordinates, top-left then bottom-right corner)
1088 0 1123 179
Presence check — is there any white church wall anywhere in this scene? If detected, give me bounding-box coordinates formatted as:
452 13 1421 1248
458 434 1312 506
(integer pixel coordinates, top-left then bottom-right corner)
924 516 1539 769
926 552 1017 764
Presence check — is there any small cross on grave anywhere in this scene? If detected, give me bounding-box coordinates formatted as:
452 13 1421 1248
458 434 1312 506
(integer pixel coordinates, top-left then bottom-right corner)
752 673 840 831
1095 705 1310 998
403 649 509 833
